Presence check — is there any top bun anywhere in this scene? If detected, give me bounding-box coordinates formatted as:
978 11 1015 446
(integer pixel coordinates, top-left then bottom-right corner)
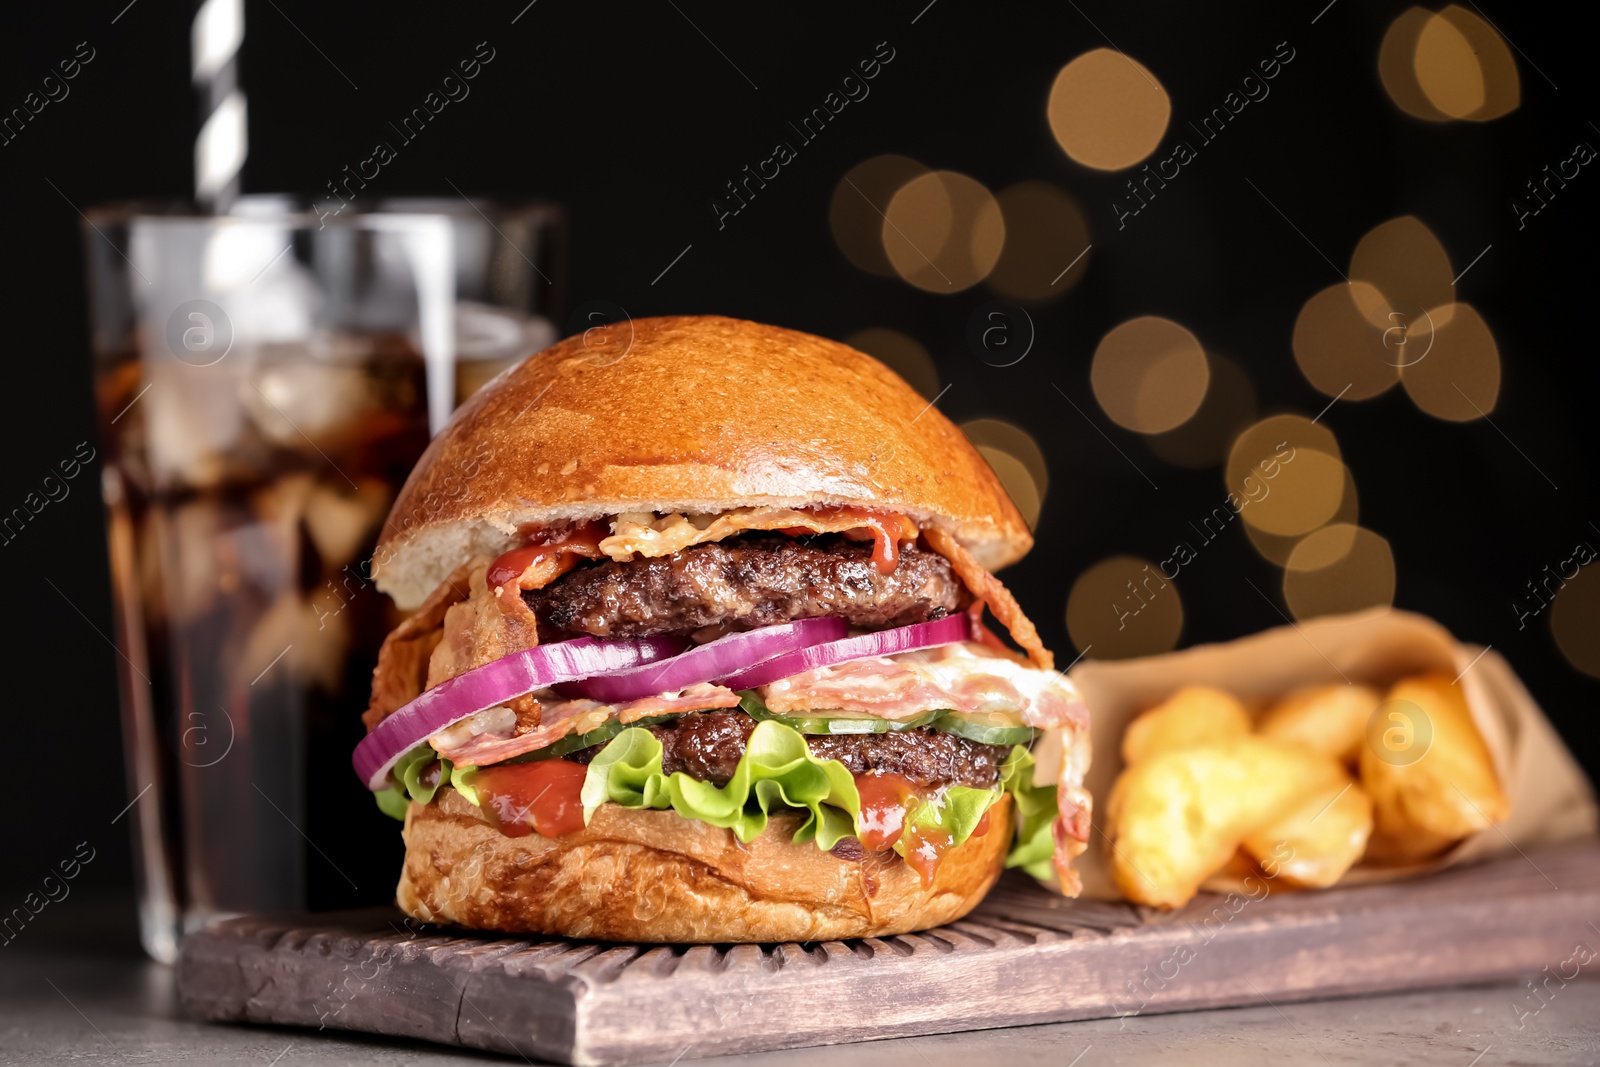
373 315 1031 608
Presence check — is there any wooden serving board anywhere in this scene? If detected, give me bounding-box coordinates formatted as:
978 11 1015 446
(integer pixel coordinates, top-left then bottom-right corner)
179 840 1600 1065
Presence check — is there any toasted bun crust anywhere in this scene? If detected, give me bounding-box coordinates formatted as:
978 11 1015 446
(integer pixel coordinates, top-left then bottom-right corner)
397 791 1013 942
373 315 1031 608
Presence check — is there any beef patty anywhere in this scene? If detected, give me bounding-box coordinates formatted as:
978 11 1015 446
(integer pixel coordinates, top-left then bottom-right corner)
527 533 967 639
567 710 1007 790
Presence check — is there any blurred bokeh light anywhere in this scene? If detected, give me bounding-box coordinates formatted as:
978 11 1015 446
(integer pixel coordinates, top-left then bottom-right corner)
1146 354 1258 468
829 155 931 277
1091 316 1210 434
1066 554 1184 659
883 170 1005 293
962 417 1048 528
1348 216 1456 329
846 327 940 400
1379 6 1519 123
1283 523 1398 619
1246 467 1362 566
1048 48 1171 171
1226 415 1347 539
1552 564 1600 679
1293 282 1403 400
1400 302 1502 420
986 181 1092 301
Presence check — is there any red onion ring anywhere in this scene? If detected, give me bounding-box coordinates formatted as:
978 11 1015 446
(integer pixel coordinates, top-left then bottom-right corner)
562 617 847 704
352 635 685 791
716 614 972 691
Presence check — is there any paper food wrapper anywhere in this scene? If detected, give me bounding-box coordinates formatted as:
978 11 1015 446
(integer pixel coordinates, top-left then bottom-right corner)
1066 608 1598 899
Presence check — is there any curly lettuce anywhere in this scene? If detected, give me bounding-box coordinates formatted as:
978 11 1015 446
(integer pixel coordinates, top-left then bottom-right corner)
374 720 1060 873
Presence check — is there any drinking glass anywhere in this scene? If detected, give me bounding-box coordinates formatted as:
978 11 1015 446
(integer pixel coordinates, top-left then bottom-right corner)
83 203 454 962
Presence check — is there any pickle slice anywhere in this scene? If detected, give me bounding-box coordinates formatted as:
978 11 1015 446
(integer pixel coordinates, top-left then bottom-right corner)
507 714 681 762
738 691 942 734
931 712 1036 746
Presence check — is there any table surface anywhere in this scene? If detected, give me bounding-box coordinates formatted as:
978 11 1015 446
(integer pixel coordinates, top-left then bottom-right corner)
5 937 1598 1067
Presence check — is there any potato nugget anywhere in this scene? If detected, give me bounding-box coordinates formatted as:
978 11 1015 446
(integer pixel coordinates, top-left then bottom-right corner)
1359 673 1510 856
1243 779 1373 888
1257 683 1382 765
1107 737 1349 908
1121 686 1251 764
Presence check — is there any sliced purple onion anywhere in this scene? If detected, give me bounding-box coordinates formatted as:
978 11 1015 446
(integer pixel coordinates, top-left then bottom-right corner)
562 617 847 705
352 635 685 791
716 614 971 691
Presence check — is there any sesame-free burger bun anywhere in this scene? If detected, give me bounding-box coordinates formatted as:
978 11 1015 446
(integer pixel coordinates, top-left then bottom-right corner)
373 315 1031 609
398 790 1014 942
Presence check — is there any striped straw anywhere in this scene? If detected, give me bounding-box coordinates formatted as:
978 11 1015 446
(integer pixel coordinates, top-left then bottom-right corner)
192 0 246 212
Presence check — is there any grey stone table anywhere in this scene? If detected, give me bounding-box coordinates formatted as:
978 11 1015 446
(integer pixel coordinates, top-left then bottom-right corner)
5 940 1598 1066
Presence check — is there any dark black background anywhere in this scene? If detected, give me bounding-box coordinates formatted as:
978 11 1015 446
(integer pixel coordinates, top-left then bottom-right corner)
2 0 1595 919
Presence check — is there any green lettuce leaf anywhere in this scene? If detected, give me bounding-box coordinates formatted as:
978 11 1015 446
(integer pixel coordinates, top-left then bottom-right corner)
372 744 456 821
998 745 1059 880
580 719 862 848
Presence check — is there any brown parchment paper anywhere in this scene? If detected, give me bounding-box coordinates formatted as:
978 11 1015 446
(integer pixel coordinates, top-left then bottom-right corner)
1066 607 1598 900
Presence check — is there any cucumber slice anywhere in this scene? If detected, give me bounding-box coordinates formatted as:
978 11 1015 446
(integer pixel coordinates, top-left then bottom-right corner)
931 712 1036 746
738 691 942 734
506 714 680 762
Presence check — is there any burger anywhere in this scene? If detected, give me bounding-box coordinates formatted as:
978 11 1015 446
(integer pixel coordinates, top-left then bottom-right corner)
356 315 1091 942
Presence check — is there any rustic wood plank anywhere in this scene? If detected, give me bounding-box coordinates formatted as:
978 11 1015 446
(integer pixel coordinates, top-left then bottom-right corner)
177 839 1600 1066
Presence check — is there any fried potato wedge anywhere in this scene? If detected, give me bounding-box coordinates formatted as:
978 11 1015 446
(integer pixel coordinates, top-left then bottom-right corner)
1121 686 1251 764
1242 779 1373 888
1107 737 1349 908
1358 673 1509 859
1257 683 1382 765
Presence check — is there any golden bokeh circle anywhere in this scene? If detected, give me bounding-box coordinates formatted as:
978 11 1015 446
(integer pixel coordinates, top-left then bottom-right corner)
1379 8 1451 121
1349 216 1456 330
1400 302 1502 421
1416 6 1520 121
1048 49 1171 171
1551 563 1600 680
1225 415 1346 538
1066 554 1184 660
1146 354 1257 469
846 327 940 400
961 417 1049 499
1091 316 1210 434
976 445 1042 530
883 170 1006 293
1244 466 1360 566
829 155 931 277
987 181 1092 301
1283 524 1397 620
1293 282 1404 400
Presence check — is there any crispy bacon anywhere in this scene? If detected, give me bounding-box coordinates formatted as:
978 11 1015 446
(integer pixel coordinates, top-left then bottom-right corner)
433 683 741 767
362 559 475 730
921 526 1053 670
759 643 1087 731
600 506 919 568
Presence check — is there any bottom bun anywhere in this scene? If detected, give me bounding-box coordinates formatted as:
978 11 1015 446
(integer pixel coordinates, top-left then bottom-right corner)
397 789 1012 942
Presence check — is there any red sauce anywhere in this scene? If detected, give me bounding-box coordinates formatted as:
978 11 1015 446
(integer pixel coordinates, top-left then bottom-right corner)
973 809 992 838
902 823 953 885
784 507 918 575
855 772 917 850
470 759 589 839
486 521 609 590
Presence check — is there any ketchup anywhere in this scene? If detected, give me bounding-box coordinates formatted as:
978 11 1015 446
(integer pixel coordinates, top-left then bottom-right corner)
486 521 608 590
470 759 589 839
852 771 968 886
782 507 918 575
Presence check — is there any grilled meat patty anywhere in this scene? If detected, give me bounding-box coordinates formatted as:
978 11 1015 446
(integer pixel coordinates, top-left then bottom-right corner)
526 533 968 639
567 710 1007 790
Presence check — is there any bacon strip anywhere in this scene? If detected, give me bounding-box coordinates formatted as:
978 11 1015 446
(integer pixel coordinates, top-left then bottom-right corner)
434 683 741 767
921 526 1054 670
600 506 918 564
362 559 476 730
760 644 1087 730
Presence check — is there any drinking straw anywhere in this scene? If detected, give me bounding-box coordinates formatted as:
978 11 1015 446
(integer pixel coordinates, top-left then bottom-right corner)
192 0 246 212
